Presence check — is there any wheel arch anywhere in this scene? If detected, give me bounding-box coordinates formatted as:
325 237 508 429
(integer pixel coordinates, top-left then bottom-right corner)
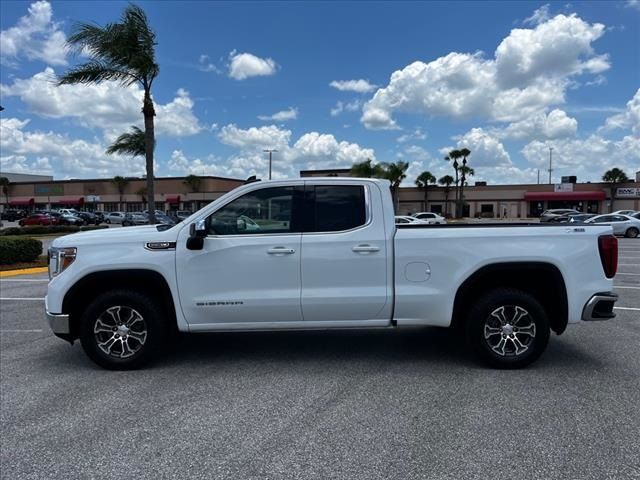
451 262 568 335
62 269 178 340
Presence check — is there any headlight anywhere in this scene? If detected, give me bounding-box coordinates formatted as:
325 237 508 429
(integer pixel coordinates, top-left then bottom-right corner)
48 247 77 279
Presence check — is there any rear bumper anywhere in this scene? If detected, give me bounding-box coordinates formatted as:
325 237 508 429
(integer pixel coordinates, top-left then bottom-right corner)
46 310 70 334
581 292 618 321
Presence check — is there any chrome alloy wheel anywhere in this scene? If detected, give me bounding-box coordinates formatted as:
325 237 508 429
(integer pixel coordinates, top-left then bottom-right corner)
94 306 147 359
483 305 536 357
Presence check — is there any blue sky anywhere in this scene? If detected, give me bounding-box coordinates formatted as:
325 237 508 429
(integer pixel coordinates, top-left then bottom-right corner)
1 0 639 185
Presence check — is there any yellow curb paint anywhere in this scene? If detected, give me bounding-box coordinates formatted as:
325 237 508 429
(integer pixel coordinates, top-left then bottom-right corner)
0 267 48 278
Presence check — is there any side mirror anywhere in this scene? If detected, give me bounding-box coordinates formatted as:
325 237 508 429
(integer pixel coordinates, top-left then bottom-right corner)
187 219 207 250
236 218 247 231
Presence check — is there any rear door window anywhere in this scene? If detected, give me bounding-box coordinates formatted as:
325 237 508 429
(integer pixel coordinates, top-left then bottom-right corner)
310 185 366 232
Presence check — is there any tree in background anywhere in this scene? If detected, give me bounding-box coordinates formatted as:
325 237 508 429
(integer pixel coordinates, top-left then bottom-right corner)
602 168 630 212
457 148 471 217
0 177 10 207
350 158 384 178
106 126 146 157
415 171 436 211
438 175 454 217
59 4 160 223
444 150 462 217
110 176 129 211
382 161 409 212
184 174 202 193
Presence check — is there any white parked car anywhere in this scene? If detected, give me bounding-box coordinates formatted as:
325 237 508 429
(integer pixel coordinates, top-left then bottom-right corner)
46 178 618 370
612 210 638 216
584 214 640 238
395 215 429 225
104 212 126 224
412 212 447 224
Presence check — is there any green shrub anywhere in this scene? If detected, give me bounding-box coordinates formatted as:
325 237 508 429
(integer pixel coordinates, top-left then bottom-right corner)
0 236 43 265
0 225 108 236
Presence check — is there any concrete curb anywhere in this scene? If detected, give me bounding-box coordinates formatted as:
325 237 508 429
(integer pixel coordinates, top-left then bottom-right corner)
0 267 48 278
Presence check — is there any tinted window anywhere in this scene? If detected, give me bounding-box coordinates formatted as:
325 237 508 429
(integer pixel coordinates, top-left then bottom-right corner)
208 186 299 235
417 213 435 219
313 185 366 232
612 215 627 222
595 216 613 223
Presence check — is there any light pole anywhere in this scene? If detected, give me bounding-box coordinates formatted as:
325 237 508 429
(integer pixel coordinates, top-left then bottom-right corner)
548 147 553 185
263 149 277 180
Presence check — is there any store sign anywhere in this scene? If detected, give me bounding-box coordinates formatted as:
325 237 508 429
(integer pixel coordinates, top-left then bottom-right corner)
86 195 101 202
554 183 573 192
35 184 64 195
616 187 639 198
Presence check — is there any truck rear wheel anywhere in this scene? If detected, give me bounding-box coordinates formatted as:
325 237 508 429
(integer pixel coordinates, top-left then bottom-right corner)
465 288 550 369
79 290 166 370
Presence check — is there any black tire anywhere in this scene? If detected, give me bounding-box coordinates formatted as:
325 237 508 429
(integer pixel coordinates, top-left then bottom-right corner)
79 290 166 370
626 227 639 238
106 219 111 224
465 288 550 369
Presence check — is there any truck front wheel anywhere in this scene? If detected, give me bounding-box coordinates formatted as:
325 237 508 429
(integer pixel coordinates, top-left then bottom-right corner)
465 288 550 369
79 290 166 370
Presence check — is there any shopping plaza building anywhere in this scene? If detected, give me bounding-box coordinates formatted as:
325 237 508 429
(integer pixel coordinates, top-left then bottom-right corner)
2 169 639 218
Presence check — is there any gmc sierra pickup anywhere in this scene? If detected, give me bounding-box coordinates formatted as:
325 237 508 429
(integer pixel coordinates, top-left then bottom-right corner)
45 178 619 370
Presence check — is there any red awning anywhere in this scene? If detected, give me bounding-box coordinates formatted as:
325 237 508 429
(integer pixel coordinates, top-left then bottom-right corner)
524 191 606 201
56 197 85 205
9 198 34 206
166 195 181 204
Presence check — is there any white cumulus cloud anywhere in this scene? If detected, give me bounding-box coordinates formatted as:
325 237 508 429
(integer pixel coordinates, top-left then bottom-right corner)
228 51 278 80
0 0 67 67
362 13 609 130
601 89 640 136
257 107 298 122
329 79 378 93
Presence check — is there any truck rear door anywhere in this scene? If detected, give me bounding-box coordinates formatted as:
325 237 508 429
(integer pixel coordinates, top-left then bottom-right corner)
300 181 392 324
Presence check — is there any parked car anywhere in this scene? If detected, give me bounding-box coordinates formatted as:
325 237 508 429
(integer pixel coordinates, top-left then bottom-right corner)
567 214 597 223
46 178 618 370
122 212 149 227
175 210 193 220
395 215 429 225
59 214 85 226
584 214 640 238
18 213 53 226
412 212 447 224
92 211 105 223
632 212 640 220
1 209 27 221
155 213 176 226
104 212 126 224
612 210 638 216
76 211 99 225
539 209 580 222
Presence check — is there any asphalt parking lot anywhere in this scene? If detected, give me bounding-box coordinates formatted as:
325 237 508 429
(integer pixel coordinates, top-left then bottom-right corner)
1 239 639 480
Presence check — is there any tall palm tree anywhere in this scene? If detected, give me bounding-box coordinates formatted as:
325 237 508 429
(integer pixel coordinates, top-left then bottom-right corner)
184 174 202 193
106 126 146 157
445 150 462 217
458 148 471 217
58 4 160 223
0 177 10 207
602 168 630 212
415 171 436 211
438 175 454 217
350 158 384 178
382 161 409 212
111 176 129 211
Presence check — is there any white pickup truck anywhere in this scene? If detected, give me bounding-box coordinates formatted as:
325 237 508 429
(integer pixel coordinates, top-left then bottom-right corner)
45 178 619 370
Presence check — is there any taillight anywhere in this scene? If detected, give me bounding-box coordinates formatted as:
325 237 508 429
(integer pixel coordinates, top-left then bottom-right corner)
598 234 618 278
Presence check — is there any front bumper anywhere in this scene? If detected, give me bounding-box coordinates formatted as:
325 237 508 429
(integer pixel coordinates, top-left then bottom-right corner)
581 292 618 321
46 311 70 334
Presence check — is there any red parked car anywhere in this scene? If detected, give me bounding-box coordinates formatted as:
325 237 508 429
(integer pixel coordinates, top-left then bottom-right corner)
18 214 53 226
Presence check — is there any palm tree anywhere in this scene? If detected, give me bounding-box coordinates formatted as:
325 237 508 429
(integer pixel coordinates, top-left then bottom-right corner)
136 187 148 203
382 161 409 212
110 176 129 211
350 158 384 178
0 177 10 207
458 148 471 217
58 4 160 223
106 126 146 157
445 150 462 217
602 168 630 212
184 174 202 193
438 175 454 216
415 171 436 211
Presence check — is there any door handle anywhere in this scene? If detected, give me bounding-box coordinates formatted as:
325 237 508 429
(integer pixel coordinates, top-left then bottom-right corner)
352 244 380 253
267 246 296 255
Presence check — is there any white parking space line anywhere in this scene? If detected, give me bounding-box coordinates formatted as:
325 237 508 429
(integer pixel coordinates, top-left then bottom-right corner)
614 286 640 289
0 298 45 301
0 329 44 333
614 307 640 312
